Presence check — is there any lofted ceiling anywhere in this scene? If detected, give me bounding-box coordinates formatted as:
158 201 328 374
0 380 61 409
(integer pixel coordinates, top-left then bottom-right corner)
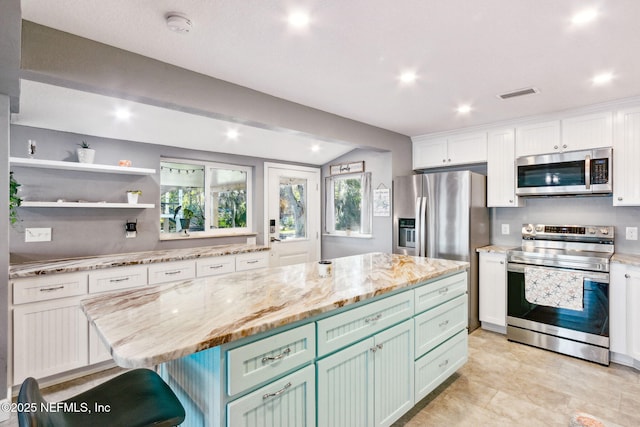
15 0 640 160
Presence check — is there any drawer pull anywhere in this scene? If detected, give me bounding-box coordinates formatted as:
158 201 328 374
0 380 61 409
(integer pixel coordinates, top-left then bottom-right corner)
438 359 449 368
164 270 182 275
109 277 130 283
261 348 291 364
39 285 64 292
209 264 224 269
246 260 260 264
438 287 449 294
262 382 291 400
365 313 382 323
370 344 384 353
438 320 450 328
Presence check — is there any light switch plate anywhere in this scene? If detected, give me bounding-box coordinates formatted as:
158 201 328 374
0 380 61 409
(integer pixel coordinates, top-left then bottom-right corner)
25 228 52 242
626 227 638 240
501 224 510 235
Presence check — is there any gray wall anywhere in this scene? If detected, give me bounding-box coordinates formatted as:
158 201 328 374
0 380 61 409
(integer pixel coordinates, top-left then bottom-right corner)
10 125 286 262
321 149 393 259
491 197 640 254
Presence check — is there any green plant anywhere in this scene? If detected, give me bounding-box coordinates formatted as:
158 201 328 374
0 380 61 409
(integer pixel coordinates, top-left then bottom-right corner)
78 141 91 149
9 171 22 224
182 208 194 220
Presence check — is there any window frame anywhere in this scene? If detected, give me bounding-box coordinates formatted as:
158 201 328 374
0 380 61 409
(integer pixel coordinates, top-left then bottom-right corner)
324 171 373 238
159 158 253 240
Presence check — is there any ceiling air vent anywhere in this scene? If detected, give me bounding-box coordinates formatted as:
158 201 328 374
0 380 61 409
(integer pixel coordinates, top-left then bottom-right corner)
498 87 539 100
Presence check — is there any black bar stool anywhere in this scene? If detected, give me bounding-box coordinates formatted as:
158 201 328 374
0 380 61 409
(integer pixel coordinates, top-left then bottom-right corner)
18 368 185 427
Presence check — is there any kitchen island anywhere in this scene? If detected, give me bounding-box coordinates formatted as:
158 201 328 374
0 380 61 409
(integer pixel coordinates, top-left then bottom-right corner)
81 252 469 427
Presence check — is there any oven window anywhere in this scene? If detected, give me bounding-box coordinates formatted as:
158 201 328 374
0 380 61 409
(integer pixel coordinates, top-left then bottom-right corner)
507 270 608 337
517 160 586 188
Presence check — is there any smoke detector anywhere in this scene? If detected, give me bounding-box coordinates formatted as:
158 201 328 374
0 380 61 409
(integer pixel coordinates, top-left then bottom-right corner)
166 13 192 33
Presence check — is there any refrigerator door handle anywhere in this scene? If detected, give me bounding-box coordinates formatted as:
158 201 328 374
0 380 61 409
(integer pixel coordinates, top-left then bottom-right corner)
420 196 427 257
414 197 422 257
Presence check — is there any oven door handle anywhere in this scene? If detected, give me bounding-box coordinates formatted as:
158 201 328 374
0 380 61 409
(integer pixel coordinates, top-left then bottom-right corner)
506 263 609 283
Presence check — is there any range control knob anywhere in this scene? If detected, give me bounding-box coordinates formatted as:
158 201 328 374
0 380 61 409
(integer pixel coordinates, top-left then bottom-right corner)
524 225 534 233
535 225 544 232
600 228 610 235
588 228 596 235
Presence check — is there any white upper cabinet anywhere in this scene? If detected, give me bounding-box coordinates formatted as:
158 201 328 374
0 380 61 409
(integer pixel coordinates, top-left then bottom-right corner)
515 120 561 157
487 128 522 207
413 132 486 170
561 112 613 151
613 107 640 206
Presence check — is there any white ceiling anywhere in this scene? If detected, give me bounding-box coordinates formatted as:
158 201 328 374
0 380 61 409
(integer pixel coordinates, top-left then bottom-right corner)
16 0 640 156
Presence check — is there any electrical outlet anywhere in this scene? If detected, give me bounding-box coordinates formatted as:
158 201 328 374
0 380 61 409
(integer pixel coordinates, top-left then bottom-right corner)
626 227 638 240
501 224 510 235
25 228 52 242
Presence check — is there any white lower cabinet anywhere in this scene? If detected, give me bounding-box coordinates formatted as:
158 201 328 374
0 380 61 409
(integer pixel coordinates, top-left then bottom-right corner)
13 296 89 385
610 262 640 365
89 324 112 364
478 252 507 330
227 364 316 427
317 320 414 427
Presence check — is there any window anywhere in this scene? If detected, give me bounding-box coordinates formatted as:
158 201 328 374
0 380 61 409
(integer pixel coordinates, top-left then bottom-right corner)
160 159 252 239
325 172 372 237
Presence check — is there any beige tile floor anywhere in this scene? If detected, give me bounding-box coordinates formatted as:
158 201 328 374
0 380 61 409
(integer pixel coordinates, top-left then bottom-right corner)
3 328 639 426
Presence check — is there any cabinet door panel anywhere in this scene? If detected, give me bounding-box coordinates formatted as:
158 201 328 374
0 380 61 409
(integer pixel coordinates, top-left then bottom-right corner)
88 265 147 294
613 108 640 206
515 120 561 157
415 295 467 358
479 252 507 327
447 132 487 165
13 273 88 305
227 364 315 427
236 252 269 272
89 323 112 364
374 320 414 427
13 297 88 385
147 260 196 285
487 128 521 207
625 268 640 360
317 338 374 427
414 272 467 315
197 256 235 277
562 112 613 151
413 138 448 169
609 263 627 354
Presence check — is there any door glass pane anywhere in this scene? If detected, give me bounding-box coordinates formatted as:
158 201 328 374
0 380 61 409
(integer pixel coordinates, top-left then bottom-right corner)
210 168 248 230
160 162 206 233
279 177 307 240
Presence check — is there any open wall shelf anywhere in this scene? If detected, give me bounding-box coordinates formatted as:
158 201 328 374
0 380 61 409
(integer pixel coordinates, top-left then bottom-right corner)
9 157 156 175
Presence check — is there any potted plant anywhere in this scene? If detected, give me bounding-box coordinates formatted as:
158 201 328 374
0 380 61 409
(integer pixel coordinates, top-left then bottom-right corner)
77 141 95 164
9 171 22 225
126 190 142 204
180 207 194 230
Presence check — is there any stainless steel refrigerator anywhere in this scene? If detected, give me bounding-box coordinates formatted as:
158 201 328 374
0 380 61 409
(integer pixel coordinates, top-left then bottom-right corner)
393 171 489 331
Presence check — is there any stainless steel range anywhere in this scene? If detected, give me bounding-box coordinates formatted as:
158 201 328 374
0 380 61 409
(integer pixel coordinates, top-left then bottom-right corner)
507 224 614 365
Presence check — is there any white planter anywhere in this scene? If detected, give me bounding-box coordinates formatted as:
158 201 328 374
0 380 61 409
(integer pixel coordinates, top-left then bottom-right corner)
127 192 140 204
77 148 95 164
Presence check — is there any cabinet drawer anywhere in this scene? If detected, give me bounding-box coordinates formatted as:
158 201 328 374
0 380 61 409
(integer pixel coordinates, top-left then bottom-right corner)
414 330 468 402
415 294 467 358
317 290 414 356
88 266 147 294
147 260 196 285
414 272 467 315
227 364 315 427
227 323 315 397
197 256 235 277
13 273 88 305
235 252 268 272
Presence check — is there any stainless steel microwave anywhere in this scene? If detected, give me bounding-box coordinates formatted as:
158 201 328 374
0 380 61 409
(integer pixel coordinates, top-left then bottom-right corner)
516 147 612 196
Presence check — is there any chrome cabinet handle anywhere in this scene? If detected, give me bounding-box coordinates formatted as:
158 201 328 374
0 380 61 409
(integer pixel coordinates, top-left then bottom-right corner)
263 382 291 400
438 320 449 328
563 144 567 149
442 159 446 163
370 343 384 353
438 359 449 368
509 199 513 203
365 313 382 323
247 260 259 264
625 274 630 279
40 285 64 292
164 270 182 275
262 348 291 364
618 197 623 201
554 145 559 149
209 264 223 269
448 158 451 162
110 277 130 283
500 261 504 264
438 287 449 294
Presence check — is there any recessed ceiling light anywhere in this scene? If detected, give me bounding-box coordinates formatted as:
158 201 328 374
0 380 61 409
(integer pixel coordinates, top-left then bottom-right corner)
456 105 472 114
226 129 239 140
287 11 310 29
114 108 131 120
166 13 193 33
398 71 417 85
571 8 598 25
311 144 320 152
592 72 614 85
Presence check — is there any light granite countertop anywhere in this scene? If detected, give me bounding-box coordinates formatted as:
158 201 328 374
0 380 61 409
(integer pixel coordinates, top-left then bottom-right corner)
81 252 468 368
9 244 269 279
476 245 516 254
611 253 640 267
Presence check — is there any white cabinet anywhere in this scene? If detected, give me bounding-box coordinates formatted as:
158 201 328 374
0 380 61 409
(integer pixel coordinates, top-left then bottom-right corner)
613 107 640 206
414 330 467 401
479 252 507 330
412 132 487 170
487 128 523 207
88 265 147 293
317 320 414 427
196 256 235 277
236 252 269 272
610 262 640 364
227 364 316 427
147 260 196 285
13 296 89 384
414 295 467 357
89 324 112 364
515 120 561 157
562 112 613 151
